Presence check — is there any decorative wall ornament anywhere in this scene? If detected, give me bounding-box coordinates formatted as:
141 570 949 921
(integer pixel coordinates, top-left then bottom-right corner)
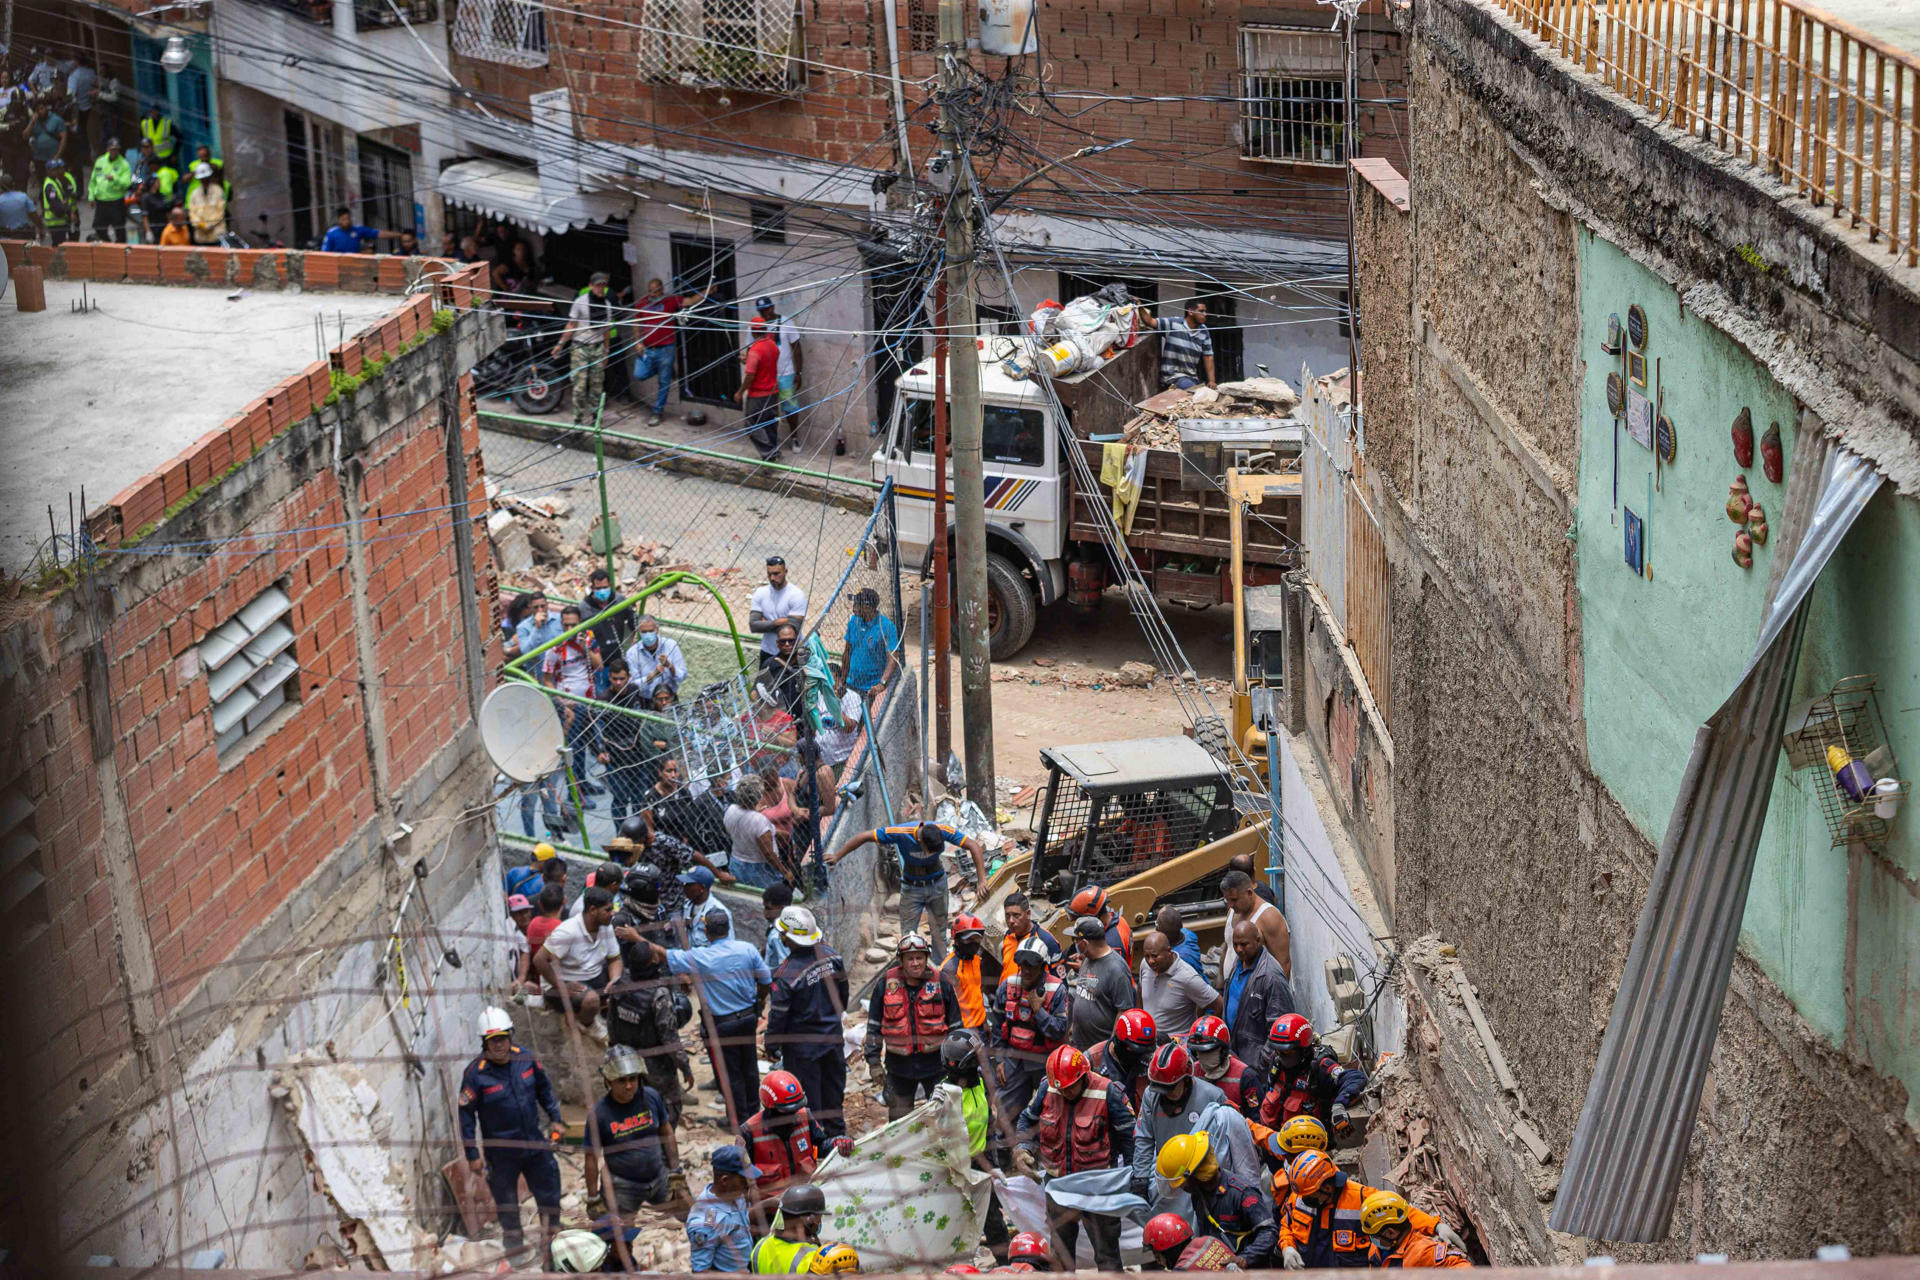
1626 349 1648 387
1732 529 1754 568
1727 475 1752 523
1624 507 1644 573
1747 502 1769 544
1625 388 1655 448
1656 413 1677 463
1761 421 1784 484
1627 303 1648 349
1607 372 1625 416
1603 313 1624 354
1732 407 1754 467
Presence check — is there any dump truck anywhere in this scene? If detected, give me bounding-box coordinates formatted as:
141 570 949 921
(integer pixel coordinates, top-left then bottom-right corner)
873 337 1303 658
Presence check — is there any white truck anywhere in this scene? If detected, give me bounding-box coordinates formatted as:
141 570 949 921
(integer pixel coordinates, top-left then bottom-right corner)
872 336 1303 658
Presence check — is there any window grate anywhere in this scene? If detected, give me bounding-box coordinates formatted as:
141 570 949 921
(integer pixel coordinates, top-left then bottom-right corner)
355 0 438 29
451 0 548 67
1240 26 1348 166
907 0 937 53
199 585 301 757
638 0 805 91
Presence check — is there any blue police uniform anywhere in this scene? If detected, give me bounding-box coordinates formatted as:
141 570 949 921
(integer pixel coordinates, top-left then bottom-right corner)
459 1044 564 1246
1192 1169 1279 1267
765 944 852 1138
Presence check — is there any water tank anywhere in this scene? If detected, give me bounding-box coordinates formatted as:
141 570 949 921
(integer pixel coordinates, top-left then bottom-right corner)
978 0 1037 56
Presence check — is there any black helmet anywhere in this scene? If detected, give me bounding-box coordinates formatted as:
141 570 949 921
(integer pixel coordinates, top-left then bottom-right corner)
779 1184 827 1217
623 863 664 905
940 1032 981 1084
618 814 649 844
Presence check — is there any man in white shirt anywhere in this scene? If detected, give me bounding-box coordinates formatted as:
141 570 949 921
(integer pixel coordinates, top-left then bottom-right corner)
533 886 622 1031
748 555 806 666
755 296 803 439
817 666 864 768
622 614 687 698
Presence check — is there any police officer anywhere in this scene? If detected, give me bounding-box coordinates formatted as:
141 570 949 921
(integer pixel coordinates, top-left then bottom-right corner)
459 1007 565 1258
40 158 76 246
865 933 962 1118
765 906 853 1138
988 939 1069 1119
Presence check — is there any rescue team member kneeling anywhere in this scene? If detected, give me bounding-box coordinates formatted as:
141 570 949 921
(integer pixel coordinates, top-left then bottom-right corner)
1157 1131 1277 1269
1143 1212 1242 1272
1364 1191 1472 1268
1012 1045 1136 1271
583 1045 681 1215
740 1070 841 1221
865 932 962 1118
750 1184 827 1273
1279 1149 1462 1269
459 1007 565 1256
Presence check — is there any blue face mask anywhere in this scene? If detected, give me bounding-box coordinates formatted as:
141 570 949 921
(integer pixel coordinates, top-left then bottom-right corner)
591 589 611 602
641 632 659 650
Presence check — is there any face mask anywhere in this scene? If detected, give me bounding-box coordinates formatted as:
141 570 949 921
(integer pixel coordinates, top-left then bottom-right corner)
954 937 981 960
642 633 659 650
591 589 610 602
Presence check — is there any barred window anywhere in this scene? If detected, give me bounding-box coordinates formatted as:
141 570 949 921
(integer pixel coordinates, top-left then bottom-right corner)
450 0 548 67
638 0 805 91
1240 26 1348 166
199 585 301 757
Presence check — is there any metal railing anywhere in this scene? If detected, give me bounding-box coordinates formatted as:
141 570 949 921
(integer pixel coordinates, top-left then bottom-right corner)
1492 0 1920 264
1240 25 1350 165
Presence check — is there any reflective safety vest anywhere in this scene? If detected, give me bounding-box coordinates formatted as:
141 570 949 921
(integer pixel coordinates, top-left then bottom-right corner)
1380 1235 1471 1269
40 172 76 226
749 1235 820 1274
942 952 987 1028
742 1109 818 1196
1281 1175 1438 1269
879 964 947 1056
996 970 1065 1055
141 113 175 160
1036 1074 1113 1175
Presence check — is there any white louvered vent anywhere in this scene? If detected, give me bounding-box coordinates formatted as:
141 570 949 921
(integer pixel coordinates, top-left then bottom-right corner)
199 585 300 756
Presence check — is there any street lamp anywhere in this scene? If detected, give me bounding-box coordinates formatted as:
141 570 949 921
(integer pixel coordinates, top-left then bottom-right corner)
159 36 192 73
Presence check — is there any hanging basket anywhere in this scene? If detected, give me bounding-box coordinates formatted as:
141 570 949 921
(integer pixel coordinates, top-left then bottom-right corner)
1780 674 1908 853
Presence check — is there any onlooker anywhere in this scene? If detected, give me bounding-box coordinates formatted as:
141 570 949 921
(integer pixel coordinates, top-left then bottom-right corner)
754 295 803 439
842 588 899 695
642 758 728 856
816 665 864 770
27 98 67 177
521 883 567 992
735 319 783 460
157 202 191 245
754 624 805 720
320 205 395 253
641 685 682 787
1228 851 1281 907
1155 300 1216 391
723 774 787 890
185 162 226 243
583 568 635 673
514 592 564 656
1137 929 1222 1039
507 893 535 934
686 1145 760 1272
1221 919 1294 1066
631 276 703 425
622 613 686 699
86 137 131 242
532 885 621 1031
38 158 76 245
495 239 539 294
542 603 603 790
504 841 555 900
0 173 36 237
760 881 795 972
555 270 614 429
1067 916 1139 1050
389 228 420 255
598 659 653 827
1155 903 1205 976
65 63 96 158
679 866 732 945
748 556 806 665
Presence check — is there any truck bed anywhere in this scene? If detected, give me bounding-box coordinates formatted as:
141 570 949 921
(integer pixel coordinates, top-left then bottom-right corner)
1068 443 1298 559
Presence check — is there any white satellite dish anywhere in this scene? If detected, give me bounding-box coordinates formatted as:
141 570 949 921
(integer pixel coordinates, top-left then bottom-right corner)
479 683 565 783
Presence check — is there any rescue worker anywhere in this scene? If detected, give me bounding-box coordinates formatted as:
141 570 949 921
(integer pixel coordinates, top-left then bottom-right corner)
1068 884 1133 969
1085 1006 1157 1109
749 1184 827 1274
943 1031 1014 1264
1144 1212 1241 1271
940 913 1002 1031
459 1007 564 1258
1363 1191 1471 1269
812 1243 862 1273
1005 1233 1052 1273
1013 1045 1136 1270
1278 1150 1454 1270
583 1044 681 1215
1157 1132 1278 1269
1185 1014 1253 1112
739 1070 834 1217
40 157 76 245
139 102 176 162
1256 1013 1367 1137
999 893 1062 975
989 938 1070 1119
865 932 962 1118
1257 1116 1329 1195
1130 1040 1255 1200
766 905 853 1138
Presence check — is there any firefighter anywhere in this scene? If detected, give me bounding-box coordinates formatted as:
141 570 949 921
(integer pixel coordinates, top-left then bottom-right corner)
1255 1013 1367 1137
766 906 853 1139
989 938 1069 1119
1157 1131 1278 1269
739 1070 831 1221
1145 1213 1243 1271
750 1184 827 1274
1005 1233 1052 1273
1363 1191 1471 1269
1131 1040 1260 1199
1012 1045 1136 1271
1278 1151 1459 1270
1185 1014 1253 1112
1085 1006 1157 1108
865 933 962 1118
1067 883 1133 969
940 913 1002 1031
458 1007 564 1259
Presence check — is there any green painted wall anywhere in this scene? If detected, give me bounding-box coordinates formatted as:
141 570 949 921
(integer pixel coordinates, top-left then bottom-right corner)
1575 231 1920 1124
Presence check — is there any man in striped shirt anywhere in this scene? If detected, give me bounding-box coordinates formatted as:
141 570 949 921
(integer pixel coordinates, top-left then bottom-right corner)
1156 301 1217 390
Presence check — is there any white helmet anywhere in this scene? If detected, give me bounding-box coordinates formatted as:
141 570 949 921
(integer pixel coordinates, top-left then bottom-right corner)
1013 938 1051 969
550 1229 611 1273
478 1006 514 1039
776 905 823 946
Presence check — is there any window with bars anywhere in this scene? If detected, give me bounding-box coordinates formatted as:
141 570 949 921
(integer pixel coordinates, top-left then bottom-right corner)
199 585 301 758
450 0 548 68
907 0 938 52
355 0 438 29
1240 26 1348 166
637 0 805 91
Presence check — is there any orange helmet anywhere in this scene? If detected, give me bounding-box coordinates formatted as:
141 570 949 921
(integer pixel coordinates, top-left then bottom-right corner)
1069 885 1108 917
1287 1149 1337 1197
1143 1214 1193 1254
952 914 986 939
1046 1045 1090 1090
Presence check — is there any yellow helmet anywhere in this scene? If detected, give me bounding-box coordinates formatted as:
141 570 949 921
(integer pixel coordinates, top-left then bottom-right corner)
1360 1190 1411 1236
1278 1116 1329 1154
533 842 558 861
812 1243 861 1274
1155 1131 1211 1188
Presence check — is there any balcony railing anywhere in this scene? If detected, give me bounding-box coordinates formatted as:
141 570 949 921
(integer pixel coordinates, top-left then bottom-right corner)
637 0 805 92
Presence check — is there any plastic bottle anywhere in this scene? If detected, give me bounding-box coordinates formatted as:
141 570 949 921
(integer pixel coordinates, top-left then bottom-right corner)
1827 744 1874 803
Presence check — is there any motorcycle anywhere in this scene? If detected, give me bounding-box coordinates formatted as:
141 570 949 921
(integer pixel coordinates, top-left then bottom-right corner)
470 311 572 416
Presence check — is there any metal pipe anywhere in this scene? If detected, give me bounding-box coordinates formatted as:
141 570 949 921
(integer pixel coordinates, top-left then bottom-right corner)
591 393 616 585
880 0 916 178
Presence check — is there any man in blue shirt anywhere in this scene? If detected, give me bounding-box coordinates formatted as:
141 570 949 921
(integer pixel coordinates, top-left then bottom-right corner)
633 910 771 1127
1156 904 1205 974
761 881 794 972
321 205 399 253
686 1145 760 1271
841 588 900 694
680 867 732 944
829 820 987 962
515 592 565 656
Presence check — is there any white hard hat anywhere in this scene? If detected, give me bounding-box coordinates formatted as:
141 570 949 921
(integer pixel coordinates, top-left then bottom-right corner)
1014 938 1051 968
191 160 213 178
478 1006 514 1039
776 905 823 947
550 1229 611 1273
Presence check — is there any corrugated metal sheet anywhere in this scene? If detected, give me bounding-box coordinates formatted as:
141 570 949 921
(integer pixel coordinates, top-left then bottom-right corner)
1551 442 1883 1241
1346 486 1391 726
1300 367 1351 627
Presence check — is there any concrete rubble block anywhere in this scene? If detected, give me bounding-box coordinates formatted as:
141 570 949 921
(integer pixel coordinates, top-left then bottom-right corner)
1111 660 1158 687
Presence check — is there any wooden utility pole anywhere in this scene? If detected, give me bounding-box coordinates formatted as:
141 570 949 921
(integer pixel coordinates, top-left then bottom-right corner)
939 0 995 812
932 275 952 765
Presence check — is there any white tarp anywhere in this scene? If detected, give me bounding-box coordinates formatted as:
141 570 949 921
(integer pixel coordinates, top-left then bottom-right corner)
811 1084 992 1268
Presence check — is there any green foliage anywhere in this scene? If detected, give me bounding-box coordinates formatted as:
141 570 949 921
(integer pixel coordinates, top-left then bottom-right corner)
1734 242 1771 273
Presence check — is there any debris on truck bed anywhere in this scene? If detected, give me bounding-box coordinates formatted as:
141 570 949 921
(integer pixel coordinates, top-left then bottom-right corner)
1122 376 1312 452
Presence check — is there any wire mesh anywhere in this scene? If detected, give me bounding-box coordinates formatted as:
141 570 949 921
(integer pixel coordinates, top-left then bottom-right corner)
1028 771 1236 898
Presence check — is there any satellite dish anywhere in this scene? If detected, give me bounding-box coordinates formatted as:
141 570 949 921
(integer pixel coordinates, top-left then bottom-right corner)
479 683 565 782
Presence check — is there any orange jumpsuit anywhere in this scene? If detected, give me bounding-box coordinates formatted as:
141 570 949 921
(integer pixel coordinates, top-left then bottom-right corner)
1375 1234 1471 1268
1279 1176 1440 1269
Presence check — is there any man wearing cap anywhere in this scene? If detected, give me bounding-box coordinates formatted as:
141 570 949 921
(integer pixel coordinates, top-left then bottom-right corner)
504 842 555 902
557 271 616 429
686 1146 760 1272
630 911 772 1127
584 1044 681 1215
829 820 987 962
865 933 962 1119
989 939 1070 1118
736 313 785 460
1067 916 1137 1050
755 295 804 440
679 866 732 945
460 1007 566 1259
749 556 807 667
765 906 854 1137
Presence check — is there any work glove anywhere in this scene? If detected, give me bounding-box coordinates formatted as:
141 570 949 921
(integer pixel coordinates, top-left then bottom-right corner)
1330 1104 1353 1140
833 1137 854 1157
1128 1173 1152 1201
1438 1223 1468 1253
1011 1148 1039 1177
548 1121 568 1146
1283 1247 1305 1270
585 1192 608 1219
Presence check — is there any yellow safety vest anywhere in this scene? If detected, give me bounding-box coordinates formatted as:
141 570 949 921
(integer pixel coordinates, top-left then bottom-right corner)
141 114 175 159
750 1235 820 1274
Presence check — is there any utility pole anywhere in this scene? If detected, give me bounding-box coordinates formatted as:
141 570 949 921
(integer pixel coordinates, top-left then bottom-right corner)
931 275 952 767
938 0 995 813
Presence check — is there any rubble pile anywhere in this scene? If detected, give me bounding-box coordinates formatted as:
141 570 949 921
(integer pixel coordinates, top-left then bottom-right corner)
1124 377 1307 450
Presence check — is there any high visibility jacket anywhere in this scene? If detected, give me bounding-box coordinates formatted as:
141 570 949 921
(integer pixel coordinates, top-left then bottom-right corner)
940 951 988 1028
40 172 76 226
1377 1234 1471 1268
88 151 132 203
749 1235 820 1274
741 1109 819 1197
140 113 176 159
1036 1075 1113 1174
879 963 949 1056
1279 1175 1439 1269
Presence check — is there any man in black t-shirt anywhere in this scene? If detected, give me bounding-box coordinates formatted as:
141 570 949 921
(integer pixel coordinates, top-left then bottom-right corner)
585 1045 681 1216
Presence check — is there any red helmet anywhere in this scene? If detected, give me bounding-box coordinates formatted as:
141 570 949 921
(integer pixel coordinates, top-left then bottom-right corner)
1046 1044 1090 1090
1068 884 1108 917
1187 1014 1230 1052
1287 1149 1338 1197
946 1267 982 1275
1143 1213 1194 1254
759 1070 805 1114
1269 1012 1314 1050
1147 1040 1192 1085
952 913 986 938
1113 1008 1158 1047
1007 1232 1049 1263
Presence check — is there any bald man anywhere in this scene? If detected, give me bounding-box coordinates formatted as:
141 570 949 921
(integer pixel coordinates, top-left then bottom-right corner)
1223 919 1294 1067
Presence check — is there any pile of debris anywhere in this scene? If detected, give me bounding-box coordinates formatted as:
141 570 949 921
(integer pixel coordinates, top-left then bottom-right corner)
1125 377 1307 450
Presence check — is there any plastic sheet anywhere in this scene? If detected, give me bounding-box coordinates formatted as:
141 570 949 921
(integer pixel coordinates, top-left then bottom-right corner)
811 1083 993 1268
